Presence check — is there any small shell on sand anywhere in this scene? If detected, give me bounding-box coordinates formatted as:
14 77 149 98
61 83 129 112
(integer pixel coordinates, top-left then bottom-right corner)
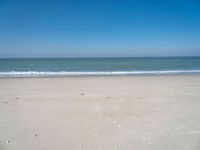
6 140 10 144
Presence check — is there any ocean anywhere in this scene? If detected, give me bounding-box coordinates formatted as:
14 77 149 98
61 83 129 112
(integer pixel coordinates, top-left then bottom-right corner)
0 57 200 77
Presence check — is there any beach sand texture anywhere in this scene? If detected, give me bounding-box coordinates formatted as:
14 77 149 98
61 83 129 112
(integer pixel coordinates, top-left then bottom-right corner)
0 76 200 150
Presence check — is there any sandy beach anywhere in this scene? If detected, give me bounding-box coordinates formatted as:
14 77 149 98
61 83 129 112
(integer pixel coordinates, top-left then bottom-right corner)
0 75 200 150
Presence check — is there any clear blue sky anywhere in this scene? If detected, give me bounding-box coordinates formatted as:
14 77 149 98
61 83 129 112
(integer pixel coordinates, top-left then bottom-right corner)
0 0 200 58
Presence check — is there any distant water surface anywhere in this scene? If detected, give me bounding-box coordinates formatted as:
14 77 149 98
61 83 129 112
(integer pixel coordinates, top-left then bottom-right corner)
0 57 200 77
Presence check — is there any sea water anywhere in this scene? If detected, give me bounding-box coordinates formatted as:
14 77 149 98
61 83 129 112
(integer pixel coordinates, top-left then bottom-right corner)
0 57 200 77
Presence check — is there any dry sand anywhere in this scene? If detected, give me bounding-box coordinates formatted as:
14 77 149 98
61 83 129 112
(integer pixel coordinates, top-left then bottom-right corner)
0 75 200 150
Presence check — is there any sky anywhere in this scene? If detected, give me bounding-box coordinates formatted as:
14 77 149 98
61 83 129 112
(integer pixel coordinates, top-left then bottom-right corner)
0 0 200 58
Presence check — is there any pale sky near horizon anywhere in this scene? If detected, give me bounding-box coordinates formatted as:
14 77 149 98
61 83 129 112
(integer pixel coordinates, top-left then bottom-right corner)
0 0 200 58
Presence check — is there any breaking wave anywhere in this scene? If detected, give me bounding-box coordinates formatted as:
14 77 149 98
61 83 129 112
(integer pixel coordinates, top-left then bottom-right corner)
0 70 200 77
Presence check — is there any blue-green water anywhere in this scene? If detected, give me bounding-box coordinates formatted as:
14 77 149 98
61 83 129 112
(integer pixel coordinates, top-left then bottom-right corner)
0 57 200 76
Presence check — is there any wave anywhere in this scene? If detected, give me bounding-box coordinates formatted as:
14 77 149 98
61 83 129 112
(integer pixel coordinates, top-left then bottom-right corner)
0 70 200 77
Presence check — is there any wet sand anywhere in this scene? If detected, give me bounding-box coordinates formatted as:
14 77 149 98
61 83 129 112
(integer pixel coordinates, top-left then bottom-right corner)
0 75 200 150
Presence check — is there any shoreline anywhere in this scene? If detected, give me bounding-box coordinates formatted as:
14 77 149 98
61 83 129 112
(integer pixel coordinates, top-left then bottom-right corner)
1 74 200 79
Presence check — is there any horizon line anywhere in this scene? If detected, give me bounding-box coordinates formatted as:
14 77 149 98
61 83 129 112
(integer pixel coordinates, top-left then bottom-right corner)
0 55 200 59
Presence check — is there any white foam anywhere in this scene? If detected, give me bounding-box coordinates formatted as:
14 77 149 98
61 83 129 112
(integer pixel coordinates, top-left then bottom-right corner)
0 70 200 77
